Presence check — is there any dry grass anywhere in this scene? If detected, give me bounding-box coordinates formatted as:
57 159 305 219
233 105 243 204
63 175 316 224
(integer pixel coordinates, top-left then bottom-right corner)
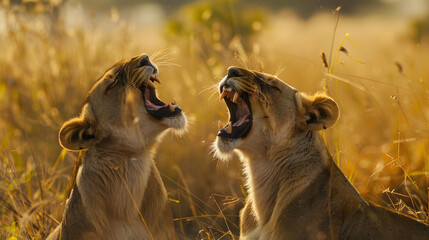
1 2 429 239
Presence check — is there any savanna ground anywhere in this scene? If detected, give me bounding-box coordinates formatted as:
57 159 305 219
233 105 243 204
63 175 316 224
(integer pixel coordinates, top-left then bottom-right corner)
1 0 429 239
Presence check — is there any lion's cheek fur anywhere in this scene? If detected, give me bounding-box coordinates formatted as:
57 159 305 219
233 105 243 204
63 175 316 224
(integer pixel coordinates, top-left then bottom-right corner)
212 137 239 161
161 112 188 134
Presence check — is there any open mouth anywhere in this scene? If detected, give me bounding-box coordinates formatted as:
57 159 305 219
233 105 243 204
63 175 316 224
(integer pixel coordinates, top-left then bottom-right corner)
140 74 182 119
217 87 252 139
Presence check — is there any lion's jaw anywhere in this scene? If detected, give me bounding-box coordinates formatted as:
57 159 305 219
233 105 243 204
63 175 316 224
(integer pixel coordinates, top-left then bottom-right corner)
214 100 296 161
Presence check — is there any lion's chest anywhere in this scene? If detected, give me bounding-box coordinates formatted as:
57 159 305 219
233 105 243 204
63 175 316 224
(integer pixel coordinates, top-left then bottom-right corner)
103 219 151 240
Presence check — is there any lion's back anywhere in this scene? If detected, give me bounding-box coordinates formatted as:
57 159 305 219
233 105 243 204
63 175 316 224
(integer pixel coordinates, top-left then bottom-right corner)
341 203 429 240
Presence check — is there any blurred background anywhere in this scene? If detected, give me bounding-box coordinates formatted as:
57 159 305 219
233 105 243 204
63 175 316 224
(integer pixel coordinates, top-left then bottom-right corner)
1 0 429 239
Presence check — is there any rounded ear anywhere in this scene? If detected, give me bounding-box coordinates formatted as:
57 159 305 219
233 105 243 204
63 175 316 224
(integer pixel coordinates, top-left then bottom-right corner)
295 92 339 131
59 118 98 151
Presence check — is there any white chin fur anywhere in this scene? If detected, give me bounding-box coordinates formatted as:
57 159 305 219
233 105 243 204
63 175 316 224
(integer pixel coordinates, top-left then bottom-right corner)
161 112 187 134
212 137 240 162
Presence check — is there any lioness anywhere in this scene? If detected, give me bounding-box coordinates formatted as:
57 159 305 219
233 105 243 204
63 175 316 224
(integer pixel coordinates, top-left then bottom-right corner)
47 54 186 240
214 66 429 240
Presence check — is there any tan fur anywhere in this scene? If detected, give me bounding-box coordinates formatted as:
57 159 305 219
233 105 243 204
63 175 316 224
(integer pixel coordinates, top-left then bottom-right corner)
47 54 186 240
214 66 429 240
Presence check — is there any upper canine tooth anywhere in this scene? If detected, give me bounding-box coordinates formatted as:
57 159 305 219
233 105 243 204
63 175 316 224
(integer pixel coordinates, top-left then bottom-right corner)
147 80 157 89
218 120 223 131
219 91 228 101
168 103 175 112
233 92 240 103
151 74 161 84
226 122 232 133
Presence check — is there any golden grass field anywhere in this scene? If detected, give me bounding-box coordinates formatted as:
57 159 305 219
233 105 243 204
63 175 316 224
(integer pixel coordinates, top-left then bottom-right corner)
1 1 429 239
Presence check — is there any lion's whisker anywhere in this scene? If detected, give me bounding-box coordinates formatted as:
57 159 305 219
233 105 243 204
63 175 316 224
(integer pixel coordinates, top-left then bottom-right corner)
200 83 220 101
151 50 176 63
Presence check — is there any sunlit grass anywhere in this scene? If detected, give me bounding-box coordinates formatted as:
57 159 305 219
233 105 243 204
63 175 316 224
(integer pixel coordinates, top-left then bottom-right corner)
1 1 429 239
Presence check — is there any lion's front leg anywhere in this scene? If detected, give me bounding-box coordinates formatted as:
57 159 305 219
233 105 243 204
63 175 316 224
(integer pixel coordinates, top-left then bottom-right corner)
239 200 260 240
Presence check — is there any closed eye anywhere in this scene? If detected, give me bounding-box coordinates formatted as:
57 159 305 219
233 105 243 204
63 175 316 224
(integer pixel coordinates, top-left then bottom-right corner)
105 75 124 93
105 79 119 93
104 66 125 93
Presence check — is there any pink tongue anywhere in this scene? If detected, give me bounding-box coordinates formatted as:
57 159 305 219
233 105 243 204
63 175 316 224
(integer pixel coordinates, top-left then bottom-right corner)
233 99 250 126
233 114 250 126
146 100 167 110
144 85 168 110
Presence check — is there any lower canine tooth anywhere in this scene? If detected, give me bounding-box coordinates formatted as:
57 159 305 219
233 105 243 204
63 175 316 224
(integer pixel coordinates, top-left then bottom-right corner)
227 122 232 133
233 92 240 103
172 98 177 105
218 120 223 131
168 103 175 112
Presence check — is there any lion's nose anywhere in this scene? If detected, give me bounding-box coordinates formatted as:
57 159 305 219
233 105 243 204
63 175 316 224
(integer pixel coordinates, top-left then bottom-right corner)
140 54 151 66
139 54 150 67
227 67 241 78
136 54 158 73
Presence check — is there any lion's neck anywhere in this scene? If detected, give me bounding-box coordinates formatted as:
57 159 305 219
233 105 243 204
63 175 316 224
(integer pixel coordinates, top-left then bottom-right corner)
76 146 154 233
240 131 330 225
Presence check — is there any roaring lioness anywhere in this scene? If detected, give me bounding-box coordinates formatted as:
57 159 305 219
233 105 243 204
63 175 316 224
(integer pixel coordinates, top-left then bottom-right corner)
47 54 186 240
214 66 429 240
